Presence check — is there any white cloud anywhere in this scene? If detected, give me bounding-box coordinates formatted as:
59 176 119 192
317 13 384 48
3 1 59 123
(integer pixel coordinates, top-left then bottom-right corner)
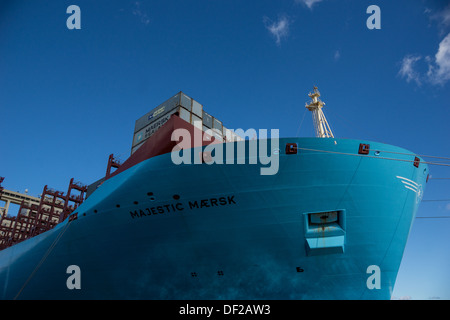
399 32 450 86
398 55 422 86
132 1 150 25
263 16 290 46
399 5 450 86
296 0 323 10
334 50 341 61
427 32 450 85
429 4 450 33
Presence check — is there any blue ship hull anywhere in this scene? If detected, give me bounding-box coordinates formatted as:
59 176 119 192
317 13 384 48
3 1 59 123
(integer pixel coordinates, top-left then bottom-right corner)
0 138 427 299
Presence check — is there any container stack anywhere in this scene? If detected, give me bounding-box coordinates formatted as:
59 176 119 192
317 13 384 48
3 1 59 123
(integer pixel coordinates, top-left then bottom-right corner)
131 92 243 154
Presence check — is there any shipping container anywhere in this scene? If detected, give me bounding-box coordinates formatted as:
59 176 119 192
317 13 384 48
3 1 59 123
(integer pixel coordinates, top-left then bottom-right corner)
213 118 222 131
132 109 178 147
134 92 194 133
223 128 244 142
191 114 202 130
202 111 213 128
178 107 191 123
180 93 192 111
192 99 202 117
226 129 236 142
222 126 229 141
212 128 223 140
131 92 240 154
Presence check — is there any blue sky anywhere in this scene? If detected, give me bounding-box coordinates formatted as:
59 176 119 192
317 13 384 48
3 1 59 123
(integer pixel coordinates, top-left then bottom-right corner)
1 0 449 299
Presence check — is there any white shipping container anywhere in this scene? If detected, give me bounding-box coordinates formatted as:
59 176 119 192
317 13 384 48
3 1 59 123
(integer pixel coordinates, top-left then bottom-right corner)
191 114 202 130
224 128 237 142
132 110 177 147
212 128 223 139
130 92 240 154
179 107 191 123
134 93 182 133
213 118 222 130
180 93 192 111
202 111 213 128
192 100 202 117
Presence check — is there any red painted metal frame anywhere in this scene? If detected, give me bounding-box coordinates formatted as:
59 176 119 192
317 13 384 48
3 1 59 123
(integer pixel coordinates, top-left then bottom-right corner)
0 178 87 250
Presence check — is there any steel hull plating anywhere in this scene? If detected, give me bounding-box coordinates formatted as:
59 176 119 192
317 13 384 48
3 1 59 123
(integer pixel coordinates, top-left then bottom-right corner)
0 138 427 299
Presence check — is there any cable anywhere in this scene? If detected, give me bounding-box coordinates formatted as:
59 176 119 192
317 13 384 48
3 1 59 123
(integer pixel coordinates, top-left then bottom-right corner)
422 199 450 202
366 149 450 161
295 109 307 137
416 216 450 219
296 146 450 167
14 220 72 300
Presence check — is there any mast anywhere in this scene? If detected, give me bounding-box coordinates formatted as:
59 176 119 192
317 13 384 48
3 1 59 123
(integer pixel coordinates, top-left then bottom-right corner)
305 86 334 138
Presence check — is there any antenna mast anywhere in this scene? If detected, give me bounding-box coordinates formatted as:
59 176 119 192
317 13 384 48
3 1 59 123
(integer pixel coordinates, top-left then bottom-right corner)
305 86 334 138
